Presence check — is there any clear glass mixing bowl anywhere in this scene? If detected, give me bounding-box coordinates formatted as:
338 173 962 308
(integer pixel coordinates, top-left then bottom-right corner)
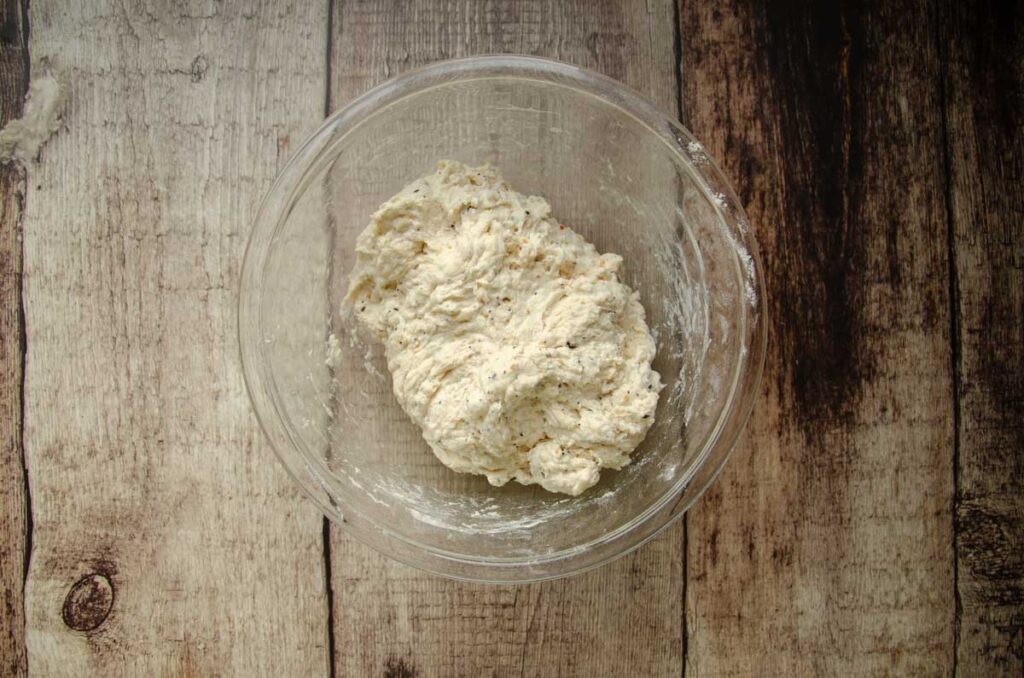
239 56 765 582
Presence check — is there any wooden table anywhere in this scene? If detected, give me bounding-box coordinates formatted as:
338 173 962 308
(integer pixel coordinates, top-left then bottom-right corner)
1 1 1020 676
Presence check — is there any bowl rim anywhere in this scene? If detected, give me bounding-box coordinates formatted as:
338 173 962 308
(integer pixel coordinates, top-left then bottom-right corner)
239 54 767 582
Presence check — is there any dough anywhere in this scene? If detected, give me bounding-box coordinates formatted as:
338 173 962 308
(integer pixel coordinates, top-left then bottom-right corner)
346 161 662 496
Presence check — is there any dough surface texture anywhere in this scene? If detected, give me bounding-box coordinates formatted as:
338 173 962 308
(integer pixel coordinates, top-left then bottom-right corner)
346 161 661 496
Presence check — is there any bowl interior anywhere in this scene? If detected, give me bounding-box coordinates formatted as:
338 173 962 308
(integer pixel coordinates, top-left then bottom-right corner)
248 65 755 570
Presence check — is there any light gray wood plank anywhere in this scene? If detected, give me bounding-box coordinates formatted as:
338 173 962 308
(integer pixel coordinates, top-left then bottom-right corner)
21 2 330 674
328 1 684 676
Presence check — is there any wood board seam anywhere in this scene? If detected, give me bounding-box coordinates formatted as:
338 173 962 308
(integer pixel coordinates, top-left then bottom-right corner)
16 181 30 621
324 2 337 676
325 0 335 119
935 2 964 671
323 518 337 678
14 0 31 672
672 4 687 676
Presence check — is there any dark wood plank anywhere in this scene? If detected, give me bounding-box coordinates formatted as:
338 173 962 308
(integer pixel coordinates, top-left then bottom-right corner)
0 0 28 675
942 1 1024 673
678 2 955 674
328 1 683 676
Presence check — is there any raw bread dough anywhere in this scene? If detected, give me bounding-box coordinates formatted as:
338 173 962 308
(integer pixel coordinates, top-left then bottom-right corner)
346 161 662 495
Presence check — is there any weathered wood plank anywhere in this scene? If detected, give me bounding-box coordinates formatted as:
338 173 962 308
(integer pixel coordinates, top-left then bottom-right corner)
21 2 330 675
328 1 683 676
942 1 1024 674
0 1 28 674
679 2 955 675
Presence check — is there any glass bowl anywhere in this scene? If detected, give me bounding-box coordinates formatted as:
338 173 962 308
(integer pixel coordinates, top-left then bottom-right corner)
239 56 765 582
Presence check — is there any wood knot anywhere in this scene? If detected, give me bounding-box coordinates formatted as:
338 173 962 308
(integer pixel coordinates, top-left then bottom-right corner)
62 573 114 632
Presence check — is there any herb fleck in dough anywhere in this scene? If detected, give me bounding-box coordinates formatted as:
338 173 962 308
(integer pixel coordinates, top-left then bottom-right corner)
346 161 662 496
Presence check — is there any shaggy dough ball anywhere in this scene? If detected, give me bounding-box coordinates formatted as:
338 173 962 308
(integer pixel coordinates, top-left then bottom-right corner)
346 161 661 495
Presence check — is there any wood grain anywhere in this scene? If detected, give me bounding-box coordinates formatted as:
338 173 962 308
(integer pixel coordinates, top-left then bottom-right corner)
0 0 28 674
678 2 955 675
20 2 329 675
6 2 1019 674
328 1 683 676
942 1 1024 673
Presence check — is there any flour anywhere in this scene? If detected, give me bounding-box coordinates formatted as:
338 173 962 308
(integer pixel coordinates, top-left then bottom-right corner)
345 161 662 496
0 75 64 163
325 332 342 367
